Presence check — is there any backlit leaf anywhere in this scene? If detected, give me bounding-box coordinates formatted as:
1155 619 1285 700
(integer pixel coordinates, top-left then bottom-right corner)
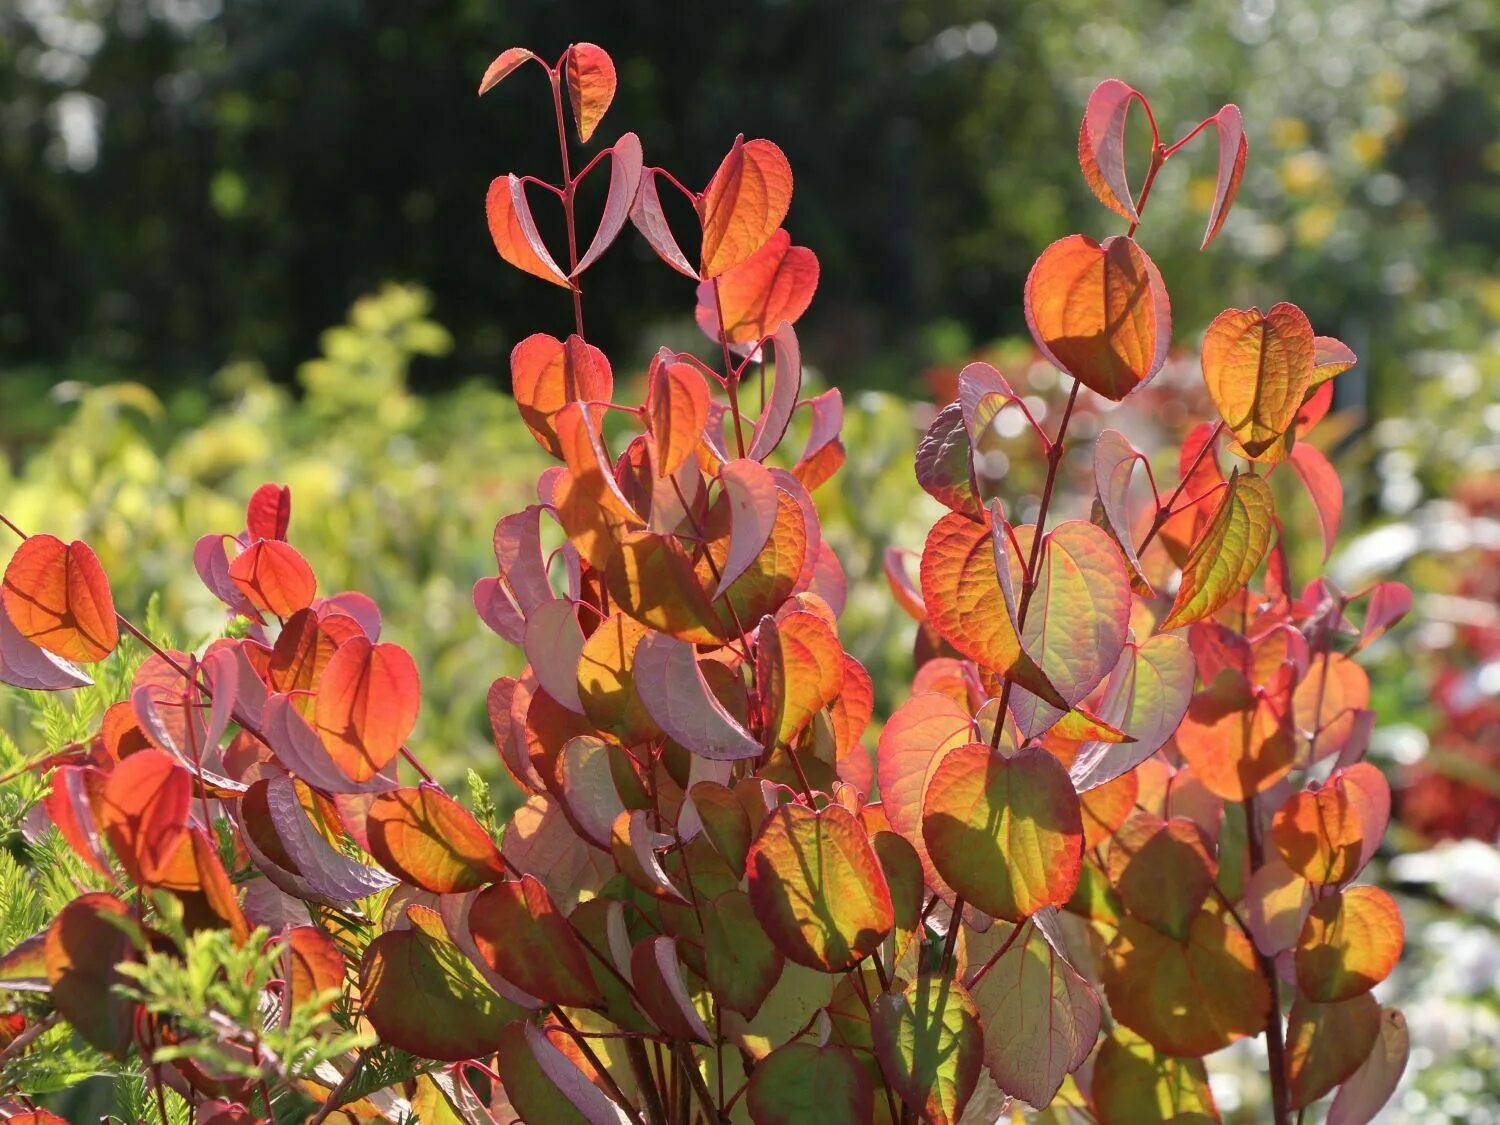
698 137 793 278
313 636 420 783
1327 1008 1408 1125
272 926 346 1015
715 458 780 595
1294 885 1403 1003
1271 774 1368 885
0 599 92 690
872 974 983 1125
1159 472 1274 631
97 748 190 886
704 889 784 1018
245 481 292 541
469 875 603 1008
747 801 894 971
574 132 643 274
478 47 538 96
366 784 508 894
1286 993 1381 1109
1025 234 1171 401
922 743 1084 922
633 632 760 760
576 612 662 745
1092 1025 1219 1124
1106 814 1217 941
1176 669 1295 801
1310 335 1358 387
747 1041 873 1125
648 357 710 479
360 922 523 1062
1068 634 1194 792
228 539 317 619
486 174 573 289
757 610 845 751
1078 79 1147 221
1199 105 1247 250
2 534 118 662
970 918 1102 1109
1201 303 1315 460
564 42 615 143
497 1020 633 1125
696 228 819 347
44 893 136 1057
1101 910 1268 1057
511 334 613 460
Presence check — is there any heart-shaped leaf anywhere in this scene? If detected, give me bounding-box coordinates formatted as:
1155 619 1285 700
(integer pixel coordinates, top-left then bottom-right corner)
747 1041 872 1125
486 173 574 289
228 539 317 619
1025 234 1171 401
1201 303 1315 460
2 534 118 662
633 632 761 760
1286 993 1382 1109
468 875 603 1008
1159 471 1274 631
696 228 819 349
511 334 613 460
1294 885 1403 1003
1068 634 1194 791
313 636 420 782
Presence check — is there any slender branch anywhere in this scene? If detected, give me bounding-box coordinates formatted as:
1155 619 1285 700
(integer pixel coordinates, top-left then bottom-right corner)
1136 421 1225 556
674 1041 726 1125
713 280 749 459
625 1037 668 1125
0 1012 58 1064
1243 795 1293 1125
964 916 1030 990
548 69 585 336
305 1048 369 1125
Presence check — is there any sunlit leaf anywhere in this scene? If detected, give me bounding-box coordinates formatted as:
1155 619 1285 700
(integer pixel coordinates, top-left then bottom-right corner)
633 632 761 760
1106 813 1217 941
228 538 317 619
511 334 613 460
97 748 191 886
1201 303 1315 460
1069 634 1194 791
698 136 794 278
1199 105 1247 250
468 875 603 1008
1176 669 1295 801
44 893 136 1057
478 46 538 96
366 784 508 893
313 636 420 782
1285 993 1381 1109
696 228 819 348
648 357 710 478
1078 79 1148 221
1092 1025 1219 1124
1 534 118 662
1294 885 1403 1003
486 174 574 289
1159 472 1274 631
565 42 616 142
872 974 983 1125
1328 1008 1408 1125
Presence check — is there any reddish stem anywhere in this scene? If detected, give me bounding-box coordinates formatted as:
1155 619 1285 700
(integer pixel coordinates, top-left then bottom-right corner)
548 70 585 336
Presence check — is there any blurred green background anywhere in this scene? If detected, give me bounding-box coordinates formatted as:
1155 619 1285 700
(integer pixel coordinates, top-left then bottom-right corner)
2 1 1499 1120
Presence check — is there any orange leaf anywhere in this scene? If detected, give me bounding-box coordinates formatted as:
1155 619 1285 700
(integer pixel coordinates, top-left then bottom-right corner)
469 875 604 1008
1294 885 1403 1003
1024 234 1171 401
757 610 845 751
648 357 710 477
478 47 539 96
1201 303 1315 460
1 534 118 662
1285 993 1381 1109
695 228 819 346
313 637 420 782
1199 105 1248 249
697 137 794 278
228 539 316 619
1271 776 1366 885
565 43 616 143
511 333 613 460
367 784 508 893
1078 79 1148 221
1176 670 1296 801
270 926 346 1015
485 174 574 289
1159 471 1274 631
44 893 137 1057
97 748 190 886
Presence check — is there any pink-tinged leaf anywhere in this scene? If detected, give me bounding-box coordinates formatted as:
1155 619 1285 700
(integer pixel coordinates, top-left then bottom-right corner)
633 632 761 760
746 322 804 462
1093 428 1154 583
43 765 111 877
1069 634 1193 791
574 132 642 275
469 875 603 1008
611 809 689 904
1327 1008 1409 1125
474 577 525 644
747 801 894 972
877 693 975 897
1160 471 1275 631
792 388 845 490
923 744 1085 921
194 533 261 620
241 777 398 906
969 917 1101 1109
97 749 190 886
478 47 538 96
486 174 574 289
366 784 508 894
261 694 394 794
884 547 926 621
648 356 710 479
632 935 714 1042
714 459 779 596
1200 104 1248 249
1311 336 1358 387
1289 443 1342 560
1355 582 1411 651
696 228 820 349
245 482 291 541
1242 856 1313 956
0 600 92 690
511 335 614 462
630 169 698 278
697 137 794 278
1008 520 1133 736
558 735 626 848
497 1021 635 1125
1025 235 1172 402
494 505 559 615
757 610 845 751
1078 79 1147 222
1287 994 1383 1109
565 42 616 143
872 974 983 1124
503 794 613 913
523 599 586 715
319 591 381 640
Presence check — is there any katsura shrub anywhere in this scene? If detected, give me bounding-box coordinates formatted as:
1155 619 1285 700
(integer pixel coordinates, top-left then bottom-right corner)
0 45 1411 1125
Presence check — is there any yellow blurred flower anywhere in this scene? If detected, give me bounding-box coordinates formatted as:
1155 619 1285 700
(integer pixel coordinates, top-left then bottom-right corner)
1270 117 1309 149
1280 152 1327 196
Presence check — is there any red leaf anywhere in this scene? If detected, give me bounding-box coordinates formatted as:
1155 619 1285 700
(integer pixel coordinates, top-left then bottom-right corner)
97 748 191 886
1 534 118 662
478 47 539 96
228 539 316 619
745 323 804 462
1289 442 1343 560
313 637 421 782
511 333 613 461
469 875 604 1008
698 137 794 278
573 132 643 275
1200 105 1248 249
1078 79 1149 221
1202 303 1316 460
44 893 137 1057
245 482 291 541
485 174 574 289
1025 235 1171 401
565 43 616 143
